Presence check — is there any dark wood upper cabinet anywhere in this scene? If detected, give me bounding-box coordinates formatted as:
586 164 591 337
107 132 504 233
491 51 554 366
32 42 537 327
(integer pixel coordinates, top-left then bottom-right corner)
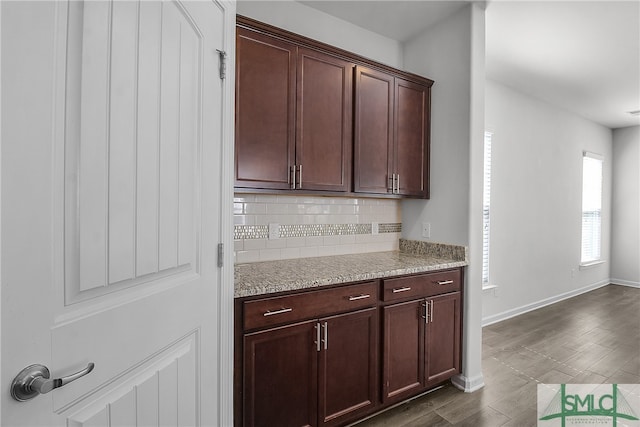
235 26 352 192
235 16 433 198
394 79 431 198
296 48 353 192
235 28 296 190
353 71 431 198
353 66 394 194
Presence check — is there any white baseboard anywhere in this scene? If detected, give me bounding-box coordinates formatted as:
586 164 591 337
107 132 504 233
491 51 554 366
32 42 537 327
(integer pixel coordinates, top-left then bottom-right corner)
610 278 640 288
481 279 610 327
451 373 485 393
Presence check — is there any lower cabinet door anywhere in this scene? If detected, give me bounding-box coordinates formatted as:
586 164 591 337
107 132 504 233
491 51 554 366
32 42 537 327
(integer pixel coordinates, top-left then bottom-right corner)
382 300 425 403
318 308 378 427
425 292 461 386
243 321 318 427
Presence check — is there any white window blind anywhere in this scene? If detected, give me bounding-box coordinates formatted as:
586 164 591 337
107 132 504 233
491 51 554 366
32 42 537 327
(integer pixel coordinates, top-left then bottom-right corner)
482 132 492 285
581 152 603 264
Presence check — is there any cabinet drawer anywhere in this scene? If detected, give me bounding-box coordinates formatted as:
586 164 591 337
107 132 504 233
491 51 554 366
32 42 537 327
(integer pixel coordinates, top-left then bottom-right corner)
382 269 460 302
244 281 378 330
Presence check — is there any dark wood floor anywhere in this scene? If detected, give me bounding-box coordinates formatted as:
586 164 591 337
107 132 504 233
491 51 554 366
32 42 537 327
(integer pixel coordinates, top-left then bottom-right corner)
352 284 640 427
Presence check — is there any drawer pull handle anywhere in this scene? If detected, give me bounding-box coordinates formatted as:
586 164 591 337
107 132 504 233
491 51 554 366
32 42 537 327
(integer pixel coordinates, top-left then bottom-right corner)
263 307 292 317
437 280 454 286
348 294 371 301
392 287 411 293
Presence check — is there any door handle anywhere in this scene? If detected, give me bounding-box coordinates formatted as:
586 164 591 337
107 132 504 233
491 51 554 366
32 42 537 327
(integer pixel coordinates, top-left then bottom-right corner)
11 362 95 401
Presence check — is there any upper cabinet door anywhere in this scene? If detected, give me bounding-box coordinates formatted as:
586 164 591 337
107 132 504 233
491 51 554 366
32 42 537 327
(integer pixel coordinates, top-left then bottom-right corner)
296 47 353 192
353 66 394 195
235 28 296 189
394 78 431 198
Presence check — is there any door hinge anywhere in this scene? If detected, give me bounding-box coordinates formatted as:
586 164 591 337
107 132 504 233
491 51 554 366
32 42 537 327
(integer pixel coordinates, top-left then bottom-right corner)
216 49 227 80
217 243 224 267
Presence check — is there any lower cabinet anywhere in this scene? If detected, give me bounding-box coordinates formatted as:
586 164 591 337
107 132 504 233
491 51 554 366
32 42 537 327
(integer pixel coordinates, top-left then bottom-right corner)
243 321 318 427
382 300 424 402
236 269 463 427
425 292 461 386
319 309 378 427
382 292 461 403
241 291 378 427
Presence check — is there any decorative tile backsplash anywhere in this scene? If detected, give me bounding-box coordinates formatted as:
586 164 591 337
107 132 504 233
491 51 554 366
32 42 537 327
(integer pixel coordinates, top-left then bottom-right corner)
234 223 401 240
234 194 402 263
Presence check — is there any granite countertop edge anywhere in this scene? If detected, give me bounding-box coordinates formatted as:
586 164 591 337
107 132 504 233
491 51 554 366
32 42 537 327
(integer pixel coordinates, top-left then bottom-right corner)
234 239 468 298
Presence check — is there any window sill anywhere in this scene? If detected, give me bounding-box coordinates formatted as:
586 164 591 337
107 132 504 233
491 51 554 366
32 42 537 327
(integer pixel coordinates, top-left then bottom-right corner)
579 260 606 270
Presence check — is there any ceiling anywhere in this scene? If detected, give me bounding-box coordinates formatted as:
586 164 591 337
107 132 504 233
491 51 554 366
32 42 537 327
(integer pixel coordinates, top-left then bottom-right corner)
298 1 640 129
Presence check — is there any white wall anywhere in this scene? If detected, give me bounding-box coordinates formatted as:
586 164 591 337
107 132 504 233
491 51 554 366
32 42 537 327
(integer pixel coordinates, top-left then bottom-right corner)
236 0 403 69
402 4 486 392
483 79 613 324
611 126 640 287
401 7 472 246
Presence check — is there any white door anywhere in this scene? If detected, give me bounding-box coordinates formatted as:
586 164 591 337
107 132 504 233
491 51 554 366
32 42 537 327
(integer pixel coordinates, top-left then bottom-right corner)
1 1 235 426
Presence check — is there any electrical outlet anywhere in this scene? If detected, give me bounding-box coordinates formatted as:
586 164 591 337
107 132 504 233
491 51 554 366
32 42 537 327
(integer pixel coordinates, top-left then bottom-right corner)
268 223 280 240
371 222 379 235
422 222 431 238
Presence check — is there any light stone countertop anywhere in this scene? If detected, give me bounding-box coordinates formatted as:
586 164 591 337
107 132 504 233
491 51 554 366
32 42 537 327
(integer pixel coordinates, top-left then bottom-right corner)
235 241 468 298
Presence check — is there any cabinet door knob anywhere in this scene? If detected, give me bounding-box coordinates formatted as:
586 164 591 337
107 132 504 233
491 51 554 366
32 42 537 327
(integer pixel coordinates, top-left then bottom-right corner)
11 363 95 402
392 287 411 293
436 280 454 286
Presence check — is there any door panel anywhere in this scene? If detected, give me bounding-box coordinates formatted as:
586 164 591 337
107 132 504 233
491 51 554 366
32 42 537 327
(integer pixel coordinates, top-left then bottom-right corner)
296 48 352 191
394 79 430 198
426 292 461 386
382 300 424 403
319 308 378 427
63 333 197 426
1 1 235 425
235 28 296 189
353 66 394 194
65 0 201 304
243 321 318 427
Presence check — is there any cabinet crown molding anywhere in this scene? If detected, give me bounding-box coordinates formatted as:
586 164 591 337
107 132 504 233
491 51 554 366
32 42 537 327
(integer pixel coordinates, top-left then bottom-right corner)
237 15 434 88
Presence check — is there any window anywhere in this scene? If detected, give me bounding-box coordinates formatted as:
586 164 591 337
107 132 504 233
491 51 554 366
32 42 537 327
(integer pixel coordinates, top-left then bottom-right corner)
581 152 603 264
482 132 492 286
